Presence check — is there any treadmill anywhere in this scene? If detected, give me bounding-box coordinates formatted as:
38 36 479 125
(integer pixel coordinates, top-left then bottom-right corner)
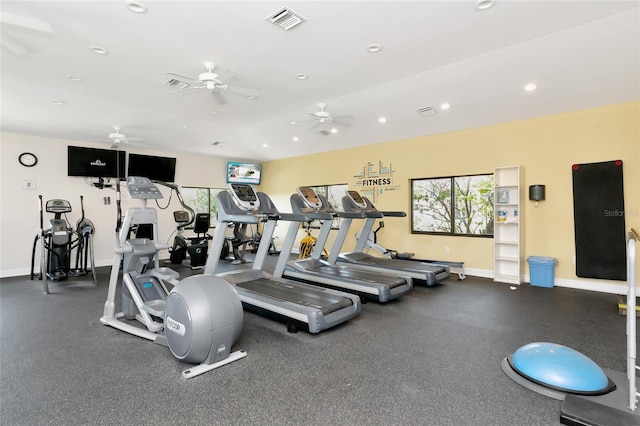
273 186 413 302
326 190 450 286
203 184 361 333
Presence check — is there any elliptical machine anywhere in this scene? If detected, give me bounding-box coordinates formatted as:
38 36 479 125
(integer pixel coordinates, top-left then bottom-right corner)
100 177 246 379
30 195 97 294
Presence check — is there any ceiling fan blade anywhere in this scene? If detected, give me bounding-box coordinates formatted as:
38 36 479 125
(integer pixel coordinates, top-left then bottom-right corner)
165 86 200 95
332 114 354 121
225 84 260 97
1 33 31 55
212 90 227 105
332 119 352 128
165 72 198 82
1 12 53 34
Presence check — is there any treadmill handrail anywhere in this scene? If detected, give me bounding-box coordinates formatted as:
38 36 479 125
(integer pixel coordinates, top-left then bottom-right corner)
335 211 367 219
299 211 335 221
380 211 407 217
270 212 312 223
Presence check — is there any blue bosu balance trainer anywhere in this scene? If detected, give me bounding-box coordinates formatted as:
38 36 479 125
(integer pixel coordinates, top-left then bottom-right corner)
502 342 615 400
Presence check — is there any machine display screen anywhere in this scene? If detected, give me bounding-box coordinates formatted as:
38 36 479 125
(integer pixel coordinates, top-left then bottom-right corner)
298 187 322 209
231 184 257 202
347 190 366 207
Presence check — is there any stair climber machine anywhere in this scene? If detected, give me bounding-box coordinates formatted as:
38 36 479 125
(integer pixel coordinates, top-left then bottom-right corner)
327 190 450 286
30 195 97 294
203 183 361 334
276 186 413 303
100 177 246 379
356 220 467 280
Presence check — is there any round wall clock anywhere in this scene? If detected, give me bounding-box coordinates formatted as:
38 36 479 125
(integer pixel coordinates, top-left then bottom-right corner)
19 152 38 167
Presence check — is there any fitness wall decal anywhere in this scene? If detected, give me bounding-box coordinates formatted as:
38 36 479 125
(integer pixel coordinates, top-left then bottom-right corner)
353 160 401 203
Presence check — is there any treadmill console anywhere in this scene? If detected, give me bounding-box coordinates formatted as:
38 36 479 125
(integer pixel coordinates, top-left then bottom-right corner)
229 183 260 210
297 186 322 209
346 190 367 209
127 176 164 199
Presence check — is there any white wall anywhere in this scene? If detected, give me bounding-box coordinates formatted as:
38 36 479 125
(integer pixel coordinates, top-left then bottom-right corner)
0 132 230 277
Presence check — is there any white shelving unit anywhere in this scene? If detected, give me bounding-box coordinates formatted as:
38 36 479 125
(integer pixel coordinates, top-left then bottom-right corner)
494 166 523 284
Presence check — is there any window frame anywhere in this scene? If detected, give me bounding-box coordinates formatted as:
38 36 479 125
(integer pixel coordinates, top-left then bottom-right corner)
410 173 494 238
180 186 227 228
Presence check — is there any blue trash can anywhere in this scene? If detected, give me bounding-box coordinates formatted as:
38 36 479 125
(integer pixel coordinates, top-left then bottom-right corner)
527 256 557 288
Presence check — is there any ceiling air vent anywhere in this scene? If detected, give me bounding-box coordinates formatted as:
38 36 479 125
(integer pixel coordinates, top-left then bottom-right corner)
316 130 331 136
163 78 189 89
266 7 306 31
416 106 438 117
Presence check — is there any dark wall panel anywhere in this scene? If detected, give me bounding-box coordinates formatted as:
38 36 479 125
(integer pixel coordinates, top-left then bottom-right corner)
572 160 626 280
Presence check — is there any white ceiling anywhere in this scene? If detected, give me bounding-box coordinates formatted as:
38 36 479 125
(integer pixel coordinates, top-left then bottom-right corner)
2 1 639 162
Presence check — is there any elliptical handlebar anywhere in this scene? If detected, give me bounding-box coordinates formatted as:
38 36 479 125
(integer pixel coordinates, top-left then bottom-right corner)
154 181 195 230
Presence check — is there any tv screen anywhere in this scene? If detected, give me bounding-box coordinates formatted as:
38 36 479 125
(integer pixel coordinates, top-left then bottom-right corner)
226 161 261 185
67 146 126 178
127 153 177 183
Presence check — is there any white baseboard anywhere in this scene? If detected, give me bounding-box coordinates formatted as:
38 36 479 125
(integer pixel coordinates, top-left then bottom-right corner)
0 263 631 295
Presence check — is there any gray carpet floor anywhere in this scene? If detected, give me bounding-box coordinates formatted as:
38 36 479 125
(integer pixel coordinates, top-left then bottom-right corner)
0 255 634 426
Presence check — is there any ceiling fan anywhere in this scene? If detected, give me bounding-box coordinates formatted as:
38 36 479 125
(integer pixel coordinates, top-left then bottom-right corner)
295 103 354 130
99 126 145 149
0 12 53 55
164 61 260 105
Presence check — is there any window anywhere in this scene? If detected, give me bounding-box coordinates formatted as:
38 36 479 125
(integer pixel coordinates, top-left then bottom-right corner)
181 186 226 227
411 174 494 237
308 183 348 229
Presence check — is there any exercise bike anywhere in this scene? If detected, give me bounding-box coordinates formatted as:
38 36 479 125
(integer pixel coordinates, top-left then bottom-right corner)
30 195 97 293
169 211 212 269
100 177 246 379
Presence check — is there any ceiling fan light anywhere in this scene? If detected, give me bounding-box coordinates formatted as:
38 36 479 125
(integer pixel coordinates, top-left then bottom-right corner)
330 128 338 134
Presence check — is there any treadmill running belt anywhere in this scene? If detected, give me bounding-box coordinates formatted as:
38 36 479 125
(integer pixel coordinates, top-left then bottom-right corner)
236 278 353 315
353 256 446 274
299 262 407 288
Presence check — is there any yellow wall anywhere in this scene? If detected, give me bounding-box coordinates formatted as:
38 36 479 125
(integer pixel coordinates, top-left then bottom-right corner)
260 101 640 291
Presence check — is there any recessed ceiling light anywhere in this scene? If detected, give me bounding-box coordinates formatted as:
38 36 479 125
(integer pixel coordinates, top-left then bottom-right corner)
180 124 188 129
367 43 383 53
89 45 109 55
290 121 297 125
524 83 537 92
246 95 257 100
125 0 148 13
51 100 65 106
440 103 451 110
262 143 269 148
330 128 338 134
292 136 299 142
475 0 495 11
66 75 83 81
296 73 308 80
378 117 387 124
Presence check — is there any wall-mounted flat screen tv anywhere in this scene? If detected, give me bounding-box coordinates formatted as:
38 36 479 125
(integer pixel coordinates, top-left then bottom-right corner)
127 153 177 183
226 161 262 185
68 145 126 178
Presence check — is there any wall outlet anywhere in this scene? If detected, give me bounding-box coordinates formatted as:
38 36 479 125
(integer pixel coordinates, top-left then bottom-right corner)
572 256 576 264
22 179 36 190
445 246 450 253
